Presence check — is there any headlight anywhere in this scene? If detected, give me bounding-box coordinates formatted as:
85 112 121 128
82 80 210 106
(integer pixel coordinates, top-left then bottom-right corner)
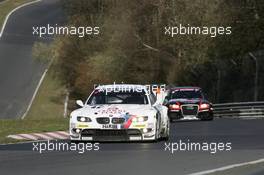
199 103 210 109
132 116 148 122
169 103 180 110
77 116 92 122
138 116 145 122
76 129 81 133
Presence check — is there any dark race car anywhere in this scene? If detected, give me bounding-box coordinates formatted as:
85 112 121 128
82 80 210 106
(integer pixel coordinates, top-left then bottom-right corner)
164 87 213 122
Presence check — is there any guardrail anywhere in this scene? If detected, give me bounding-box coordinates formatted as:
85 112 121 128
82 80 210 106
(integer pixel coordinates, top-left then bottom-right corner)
213 101 264 118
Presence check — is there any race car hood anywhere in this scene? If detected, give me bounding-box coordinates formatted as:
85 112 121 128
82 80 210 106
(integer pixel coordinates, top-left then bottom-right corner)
71 104 155 118
169 98 209 105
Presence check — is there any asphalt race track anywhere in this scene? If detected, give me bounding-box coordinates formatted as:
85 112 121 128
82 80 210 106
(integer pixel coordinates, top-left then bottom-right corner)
0 0 65 119
1 118 264 175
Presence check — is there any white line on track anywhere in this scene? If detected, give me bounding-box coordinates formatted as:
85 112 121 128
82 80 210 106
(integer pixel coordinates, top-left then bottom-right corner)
188 158 264 175
21 66 48 119
0 0 42 38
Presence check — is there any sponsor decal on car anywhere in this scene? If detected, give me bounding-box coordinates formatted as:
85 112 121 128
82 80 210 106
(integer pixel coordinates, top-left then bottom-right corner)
102 124 119 129
98 107 126 115
132 124 146 128
77 124 89 128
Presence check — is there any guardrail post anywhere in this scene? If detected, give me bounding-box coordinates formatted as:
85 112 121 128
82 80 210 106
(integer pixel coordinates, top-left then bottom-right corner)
249 52 259 101
64 90 69 118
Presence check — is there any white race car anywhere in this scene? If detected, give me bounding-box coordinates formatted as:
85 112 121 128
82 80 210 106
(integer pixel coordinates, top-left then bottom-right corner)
69 84 170 142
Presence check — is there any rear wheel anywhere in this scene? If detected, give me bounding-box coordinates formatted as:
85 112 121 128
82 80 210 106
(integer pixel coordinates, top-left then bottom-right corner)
201 114 214 121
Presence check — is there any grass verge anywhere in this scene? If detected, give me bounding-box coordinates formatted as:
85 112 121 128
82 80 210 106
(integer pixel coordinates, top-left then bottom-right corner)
0 118 68 144
0 67 68 144
0 0 34 28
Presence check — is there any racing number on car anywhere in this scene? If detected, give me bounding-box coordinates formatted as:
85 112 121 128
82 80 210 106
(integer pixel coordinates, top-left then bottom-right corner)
102 124 118 129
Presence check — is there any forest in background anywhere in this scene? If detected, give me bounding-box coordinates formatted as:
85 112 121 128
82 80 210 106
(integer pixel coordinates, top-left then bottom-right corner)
37 0 264 103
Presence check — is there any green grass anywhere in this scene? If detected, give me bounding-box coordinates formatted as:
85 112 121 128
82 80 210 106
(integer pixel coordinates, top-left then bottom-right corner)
0 68 68 144
0 118 68 143
25 68 66 120
0 0 33 28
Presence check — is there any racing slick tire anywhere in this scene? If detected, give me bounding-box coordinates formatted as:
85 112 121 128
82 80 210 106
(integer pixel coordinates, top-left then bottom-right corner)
200 113 214 121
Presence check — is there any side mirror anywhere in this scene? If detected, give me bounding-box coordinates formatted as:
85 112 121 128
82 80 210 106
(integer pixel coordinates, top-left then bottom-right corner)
76 100 84 107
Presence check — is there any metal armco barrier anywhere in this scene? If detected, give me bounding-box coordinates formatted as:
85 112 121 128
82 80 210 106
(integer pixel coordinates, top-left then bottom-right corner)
213 101 264 118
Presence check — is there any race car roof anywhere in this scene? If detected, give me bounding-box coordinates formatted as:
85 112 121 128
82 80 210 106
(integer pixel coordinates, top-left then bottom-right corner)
95 84 148 91
171 86 201 91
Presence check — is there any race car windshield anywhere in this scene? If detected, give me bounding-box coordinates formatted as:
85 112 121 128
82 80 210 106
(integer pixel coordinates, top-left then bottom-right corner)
87 91 149 105
171 90 202 99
